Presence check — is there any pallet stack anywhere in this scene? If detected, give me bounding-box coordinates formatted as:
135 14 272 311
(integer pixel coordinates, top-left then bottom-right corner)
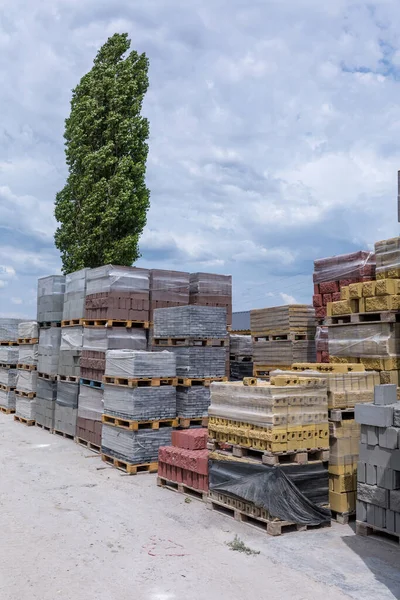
152 305 228 428
36 275 65 432
355 384 400 540
251 305 316 378
15 321 38 426
0 319 22 415
149 269 190 323
229 334 253 380
101 350 177 473
189 273 232 327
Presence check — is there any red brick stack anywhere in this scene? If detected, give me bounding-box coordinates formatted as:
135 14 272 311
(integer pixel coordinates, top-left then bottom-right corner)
189 273 232 327
149 269 190 322
158 428 209 492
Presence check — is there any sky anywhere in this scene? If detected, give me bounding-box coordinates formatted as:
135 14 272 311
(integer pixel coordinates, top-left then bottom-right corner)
1 0 400 318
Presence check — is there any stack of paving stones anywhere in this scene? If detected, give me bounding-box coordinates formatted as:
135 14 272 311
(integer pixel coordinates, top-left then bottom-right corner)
229 334 253 380
62 268 89 321
58 326 83 378
84 265 150 322
15 321 38 422
189 273 232 327
149 269 190 322
37 275 66 324
38 326 62 376
251 305 316 378
101 350 177 471
153 306 228 422
355 384 400 538
54 380 80 437
158 428 209 494
76 384 104 451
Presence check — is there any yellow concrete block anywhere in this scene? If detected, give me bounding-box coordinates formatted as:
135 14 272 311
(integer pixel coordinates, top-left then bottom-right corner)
375 278 399 296
331 300 359 316
362 281 376 297
380 370 400 385
328 464 356 476
330 473 356 493
365 296 391 311
358 297 366 313
349 283 363 299
340 286 350 300
329 491 356 513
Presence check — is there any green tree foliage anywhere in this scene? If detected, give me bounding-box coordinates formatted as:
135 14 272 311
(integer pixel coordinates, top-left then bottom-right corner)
54 33 150 273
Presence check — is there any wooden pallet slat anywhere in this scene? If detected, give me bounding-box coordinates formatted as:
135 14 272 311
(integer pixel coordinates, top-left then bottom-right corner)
157 477 208 501
177 416 209 429
102 376 178 388
38 372 57 381
0 384 15 392
36 422 53 432
356 520 400 544
82 319 149 329
153 337 228 347
15 390 36 399
53 429 75 440
17 363 37 371
176 377 227 387
14 415 35 426
101 453 158 474
57 374 80 383
208 440 329 465
0 363 17 369
61 319 84 327
0 406 15 414
17 338 39 345
79 378 103 389
102 414 178 430
75 437 101 454
38 322 61 328
0 341 19 346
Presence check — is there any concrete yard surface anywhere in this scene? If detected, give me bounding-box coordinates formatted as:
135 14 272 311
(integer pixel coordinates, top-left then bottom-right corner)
0 413 399 600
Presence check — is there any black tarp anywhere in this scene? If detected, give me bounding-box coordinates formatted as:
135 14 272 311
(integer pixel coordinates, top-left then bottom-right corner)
209 459 331 526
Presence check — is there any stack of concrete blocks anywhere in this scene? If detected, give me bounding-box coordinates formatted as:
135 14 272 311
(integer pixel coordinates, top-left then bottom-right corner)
84 265 150 323
15 322 38 422
58 326 83 378
76 384 104 449
313 251 376 323
149 269 190 323
35 378 57 430
101 350 177 467
315 325 329 363
37 275 66 324
0 345 18 412
251 305 316 378
38 326 62 376
54 380 79 437
355 384 400 537
229 334 253 380
62 268 89 321
158 428 209 493
153 306 228 420
189 273 232 327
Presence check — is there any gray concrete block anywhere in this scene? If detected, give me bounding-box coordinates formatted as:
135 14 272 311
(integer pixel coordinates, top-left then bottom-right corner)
394 406 400 428
389 490 400 512
366 503 374 525
396 513 400 534
356 500 367 522
366 464 377 486
360 425 368 445
374 384 397 406
386 509 395 533
367 426 379 446
376 467 400 490
357 483 389 508
359 444 400 470
355 403 394 427
357 461 366 484
373 506 386 528
379 427 399 450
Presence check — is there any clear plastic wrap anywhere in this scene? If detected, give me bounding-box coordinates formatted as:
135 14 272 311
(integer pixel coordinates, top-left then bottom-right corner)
101 425 172 464
60 326 83 350
54 403 77 435
328 323 400 358
37 275 66 322
15 397 36 419
315 326 329 352
103 385 176 420
16 370 38 393
105 349 176 378
229 334 252 357
65 268 89 294
35 397 55 429
0 367 18 387
78 386 104 420
0 389 15 409
62 268 90 320
37 378 57 402
189 273 232 297
250 305 316 334
38 326 62 375
252 339 316 365
0 347 18 364
313 251 376 284
86 265 149 294
18 322 38 339
56 381 79 408
18 344 38 365
153 346 226 378
83 327 147 352
375 237 400 277
0 318 23 341
150 270 190 301
176 386 210 418
153 305 227 338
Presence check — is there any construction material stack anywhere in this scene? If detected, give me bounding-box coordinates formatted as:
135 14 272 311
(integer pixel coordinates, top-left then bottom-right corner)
149 269 190 323
153 305 228 428
355 384 400 540
229 334 253 380
189 273 232 327
15 321 38 425
101 350 177 473
62 268 89 324
157 428 209 499
251 305 316 379
0 319 22 414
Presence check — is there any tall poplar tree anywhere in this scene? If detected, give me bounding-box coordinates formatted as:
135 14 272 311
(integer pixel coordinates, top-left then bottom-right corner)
54 33 150 273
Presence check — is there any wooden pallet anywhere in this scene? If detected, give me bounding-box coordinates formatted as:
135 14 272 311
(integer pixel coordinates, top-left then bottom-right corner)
326 311 400 326
82 319 149 329
331 510 355 525
102 414 178 431
102 376 178 388
0 341 18 346
329 408 355 423
177 416 209 429
75 437 101 454
291 362 365 373
80 378 103 389
14 415 35 426
0 406 15 414
38 322 61 328
61 319 84 327
17 364 37 371
53 429 75 440
101 453 158 474
356 520 400 544
38 372 57 381
17 338 39 345
252 332 314 342
36 422 53 432
207 495 331 536
0 384 15 392
157 477 208 501
253 365 292 378
0 363 17 369
208 440 329 465
177 377 227 387
57 374 80 383
153 338 228 347
15 390 36 399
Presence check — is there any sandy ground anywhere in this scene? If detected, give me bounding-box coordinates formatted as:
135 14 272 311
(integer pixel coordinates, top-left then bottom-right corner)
0 413 399 600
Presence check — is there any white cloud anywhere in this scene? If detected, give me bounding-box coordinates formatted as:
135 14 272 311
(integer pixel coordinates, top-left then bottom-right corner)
11 297 23 305
280 292 298 305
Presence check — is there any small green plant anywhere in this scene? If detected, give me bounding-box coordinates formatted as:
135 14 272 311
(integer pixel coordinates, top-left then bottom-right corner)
184 497 192 504
227 535 260 555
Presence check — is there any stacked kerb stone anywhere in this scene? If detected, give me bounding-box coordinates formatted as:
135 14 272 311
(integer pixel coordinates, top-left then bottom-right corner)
356 384 400 539
15 321 38 424
153 305 228 427
0 319 22 414
101 350 177 473
189 273 232 327
158 428 209 497
229 334 253 380
251 305 316 379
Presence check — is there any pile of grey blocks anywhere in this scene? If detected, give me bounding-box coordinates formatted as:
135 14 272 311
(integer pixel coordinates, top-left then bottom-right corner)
105 349 176 379
355 384 400 536
0 318 23 341
38 326 62 375
37 275 65 323
153 305 227 339
54 380 79 436
154 346 226 378
58 326 83 377
101 426 173 464
62 268 89 321
103 385 176 421
35 378 57 430
0 347 18 409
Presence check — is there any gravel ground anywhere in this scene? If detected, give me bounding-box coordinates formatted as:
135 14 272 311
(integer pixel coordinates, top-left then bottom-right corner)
0 413 399 600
